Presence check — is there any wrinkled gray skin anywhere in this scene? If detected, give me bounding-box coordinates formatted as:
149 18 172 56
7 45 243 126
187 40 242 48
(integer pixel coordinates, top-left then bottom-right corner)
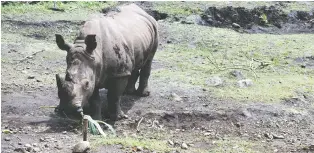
55 4 158 121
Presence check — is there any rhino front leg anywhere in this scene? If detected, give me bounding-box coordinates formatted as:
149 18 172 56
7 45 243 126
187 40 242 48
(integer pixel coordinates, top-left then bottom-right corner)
107 76 129 121
90 89 102 120
124 70 140 95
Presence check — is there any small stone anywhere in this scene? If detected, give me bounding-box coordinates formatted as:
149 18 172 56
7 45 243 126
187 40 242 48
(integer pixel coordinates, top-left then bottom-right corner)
168 140 174 146
137 146 143 151
4 137 10 141
33 147 41 152
14 147 27 153
55 144 63 150
44 144 49 148
26 67 30 69
181 143 188 149
232 23 241 28
32 143 38 147
62 131 67 134
204 132 211 136
39 138 45 142
24 144 33 152
170 93 182 102
206 76 223 87
272 134 284 139
230 70 244 79
18 142 23 145
73 141 90 153
264 133 273 139
237 79 253 88
309 144 314 151
27 75 35 79
188 143 194 147
36 79 41 82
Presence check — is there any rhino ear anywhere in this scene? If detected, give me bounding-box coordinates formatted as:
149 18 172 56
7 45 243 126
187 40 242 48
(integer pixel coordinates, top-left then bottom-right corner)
56 34 71 51
56 74 64 90
85 34 97 54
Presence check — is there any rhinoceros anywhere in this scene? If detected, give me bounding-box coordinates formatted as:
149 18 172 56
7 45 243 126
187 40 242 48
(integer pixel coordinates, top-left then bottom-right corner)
55 4 158 121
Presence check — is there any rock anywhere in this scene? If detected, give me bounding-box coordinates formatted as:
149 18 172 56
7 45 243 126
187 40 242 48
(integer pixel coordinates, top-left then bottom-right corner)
230 70 244 79
167 140 174 146
62 131 67 134
264 133 273 139
204 132 211 136
26 67 30 69
170 93 182 102
4 137 10 141
232 23 241 28
33 147 41 152
237 79 253 88
36 79 42 82
181 143 188 149
272 134 284 139
24 144 33 152
73 141 90 153
44 144 49 148
18 142 23 145
55 144 63 150
137 146 143 151
242 109 252 118
206 76 223 87
39 137 45 142
309 144 314 151
27 75 35 79
32 143 38 147
14 147 28 153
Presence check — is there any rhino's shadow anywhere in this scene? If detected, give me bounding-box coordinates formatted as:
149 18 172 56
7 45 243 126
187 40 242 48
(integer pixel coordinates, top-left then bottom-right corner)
99 88 140 118
28 88 140 133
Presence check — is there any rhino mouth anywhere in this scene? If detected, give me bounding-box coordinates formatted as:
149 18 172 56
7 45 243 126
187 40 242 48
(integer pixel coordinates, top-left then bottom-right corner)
54 105 82 119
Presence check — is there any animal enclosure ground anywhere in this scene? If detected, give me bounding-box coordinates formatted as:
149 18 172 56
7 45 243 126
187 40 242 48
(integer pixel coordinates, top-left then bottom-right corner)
1 1 314 153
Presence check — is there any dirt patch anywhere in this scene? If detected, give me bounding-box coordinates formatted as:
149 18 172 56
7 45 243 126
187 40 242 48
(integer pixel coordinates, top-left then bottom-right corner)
199 5 314 34
2 2 314 153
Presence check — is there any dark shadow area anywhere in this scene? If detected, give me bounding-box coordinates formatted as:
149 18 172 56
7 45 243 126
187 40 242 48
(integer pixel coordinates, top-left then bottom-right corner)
48 8 65 12
1 19 82 28
23 88 141 133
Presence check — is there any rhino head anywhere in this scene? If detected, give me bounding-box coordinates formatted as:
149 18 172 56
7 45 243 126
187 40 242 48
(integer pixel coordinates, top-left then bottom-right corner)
55 34 97 116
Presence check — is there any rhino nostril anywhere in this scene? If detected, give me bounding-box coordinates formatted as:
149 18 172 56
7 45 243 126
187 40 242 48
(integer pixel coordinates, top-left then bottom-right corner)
76 106 83 113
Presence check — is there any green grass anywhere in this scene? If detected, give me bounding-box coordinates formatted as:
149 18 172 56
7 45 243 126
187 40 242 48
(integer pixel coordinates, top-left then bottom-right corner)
154 23 314 103
209 137 263 153
153 2 204 16
91 136 174 152
1 1 118 14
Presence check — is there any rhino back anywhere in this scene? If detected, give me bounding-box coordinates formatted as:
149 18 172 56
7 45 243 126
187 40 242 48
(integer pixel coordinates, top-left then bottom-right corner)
78 4 158 89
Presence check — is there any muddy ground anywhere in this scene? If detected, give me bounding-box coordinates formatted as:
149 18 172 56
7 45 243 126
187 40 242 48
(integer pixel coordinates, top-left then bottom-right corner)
1 2 314 153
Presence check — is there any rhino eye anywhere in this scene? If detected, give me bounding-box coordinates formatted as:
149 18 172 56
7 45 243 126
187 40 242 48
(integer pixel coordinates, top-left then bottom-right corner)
72 59 80 65
65 73 72 81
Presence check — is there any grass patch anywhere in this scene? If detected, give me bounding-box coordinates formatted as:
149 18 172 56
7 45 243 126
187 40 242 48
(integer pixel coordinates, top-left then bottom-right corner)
209 137 263 153
153 2 204 16
91 136 173 152
1 1 118 15
154 23 314 103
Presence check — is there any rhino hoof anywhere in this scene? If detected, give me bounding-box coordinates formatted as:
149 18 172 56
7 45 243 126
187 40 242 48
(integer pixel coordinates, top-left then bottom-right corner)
136 90 150 97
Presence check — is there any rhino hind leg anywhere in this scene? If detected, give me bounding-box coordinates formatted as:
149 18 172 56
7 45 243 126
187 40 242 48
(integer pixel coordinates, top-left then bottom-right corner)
107 76 129 121
136 59 153 97
124 70 140 95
